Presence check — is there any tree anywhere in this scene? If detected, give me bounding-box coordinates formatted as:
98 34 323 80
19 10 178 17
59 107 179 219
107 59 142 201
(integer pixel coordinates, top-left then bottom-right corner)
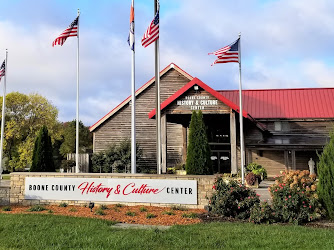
59 120 92 156
30 126 55 172
186 110 213 175
317 131 334 219
91 138 142 173
0 92 61 171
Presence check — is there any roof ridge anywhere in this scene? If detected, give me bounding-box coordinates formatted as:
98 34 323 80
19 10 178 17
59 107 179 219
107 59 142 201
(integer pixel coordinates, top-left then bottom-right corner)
218 87 334 92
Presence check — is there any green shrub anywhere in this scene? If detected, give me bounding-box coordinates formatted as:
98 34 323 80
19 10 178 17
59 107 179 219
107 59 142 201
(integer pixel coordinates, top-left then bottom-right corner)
146 213 157 219
59 202 68 207
250 201 276 224
247 163 267 180
100 204 108 210
94 209 105 216
27 205 46 212
2 206 11 211
208 177 260 220
162 211 175 216
171 205 188 211
167 167 175 174
91 139 143 173
69 208 77 212
185 111 212 175
139 206 147 212
60 160 76 172
269 170 325 224
182 212 199 219
125 211 136 216
48 209 53 214
115 203 124 208
317 132 334 220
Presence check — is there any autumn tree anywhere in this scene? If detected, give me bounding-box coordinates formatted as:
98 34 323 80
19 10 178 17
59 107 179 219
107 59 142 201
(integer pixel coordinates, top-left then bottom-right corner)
0 92 61 171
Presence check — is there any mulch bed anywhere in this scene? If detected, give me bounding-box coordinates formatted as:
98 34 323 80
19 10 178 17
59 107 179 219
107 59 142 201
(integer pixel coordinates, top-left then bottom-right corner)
1 204 334 228
0 204 206 226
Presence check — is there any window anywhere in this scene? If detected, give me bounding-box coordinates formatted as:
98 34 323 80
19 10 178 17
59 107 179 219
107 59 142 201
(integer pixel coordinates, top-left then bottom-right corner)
274 121 289 132
274 122 282 131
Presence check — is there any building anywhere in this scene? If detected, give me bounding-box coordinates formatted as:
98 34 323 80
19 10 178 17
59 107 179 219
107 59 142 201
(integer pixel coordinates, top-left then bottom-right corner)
90 63 334 177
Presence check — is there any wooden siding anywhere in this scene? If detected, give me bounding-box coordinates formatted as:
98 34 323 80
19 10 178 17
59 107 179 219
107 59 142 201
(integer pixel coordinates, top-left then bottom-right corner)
245 120 332 147
250 150 285 177
93 69 191 171
259 120 334 135
295 151 320 172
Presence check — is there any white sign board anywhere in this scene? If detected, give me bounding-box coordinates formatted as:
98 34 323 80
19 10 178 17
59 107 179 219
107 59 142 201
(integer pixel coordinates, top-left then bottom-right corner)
25 177 197 204
177 95 218 110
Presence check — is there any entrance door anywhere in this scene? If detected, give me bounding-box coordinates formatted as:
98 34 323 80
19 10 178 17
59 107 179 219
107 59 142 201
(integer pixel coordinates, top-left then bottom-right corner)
211 151 231 174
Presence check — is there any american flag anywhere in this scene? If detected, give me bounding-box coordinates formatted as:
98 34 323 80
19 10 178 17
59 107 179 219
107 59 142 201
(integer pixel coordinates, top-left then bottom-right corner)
0 60 5 81
209 38 240 65
52 16 79 47
141 11 159 48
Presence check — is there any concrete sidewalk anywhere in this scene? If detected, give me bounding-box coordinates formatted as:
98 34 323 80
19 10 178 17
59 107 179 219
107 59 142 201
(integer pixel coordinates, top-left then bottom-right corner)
253 180 273 202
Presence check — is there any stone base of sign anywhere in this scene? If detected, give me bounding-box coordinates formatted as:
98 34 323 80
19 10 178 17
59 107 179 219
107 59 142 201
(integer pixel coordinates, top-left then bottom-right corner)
175 170 187 175
0 186 10 205
9 172 216 209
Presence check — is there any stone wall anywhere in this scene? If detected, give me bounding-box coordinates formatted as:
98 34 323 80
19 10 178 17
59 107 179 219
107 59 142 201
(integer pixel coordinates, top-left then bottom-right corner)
9 173 216 209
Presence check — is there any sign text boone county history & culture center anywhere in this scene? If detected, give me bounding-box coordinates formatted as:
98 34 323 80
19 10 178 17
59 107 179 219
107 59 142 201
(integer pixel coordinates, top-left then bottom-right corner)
25 177 197 204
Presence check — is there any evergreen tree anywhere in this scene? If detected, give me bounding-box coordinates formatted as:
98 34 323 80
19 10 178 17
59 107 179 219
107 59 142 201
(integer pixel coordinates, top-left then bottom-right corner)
317 131 334 219
186 110 213 175
30 126 55 172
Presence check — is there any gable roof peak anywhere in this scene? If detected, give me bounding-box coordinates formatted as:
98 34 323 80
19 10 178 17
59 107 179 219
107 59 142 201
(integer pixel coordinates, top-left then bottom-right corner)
90 63 193 132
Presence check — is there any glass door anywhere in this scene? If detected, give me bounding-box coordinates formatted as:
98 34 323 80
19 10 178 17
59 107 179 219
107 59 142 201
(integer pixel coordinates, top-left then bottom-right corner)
211 151 231 174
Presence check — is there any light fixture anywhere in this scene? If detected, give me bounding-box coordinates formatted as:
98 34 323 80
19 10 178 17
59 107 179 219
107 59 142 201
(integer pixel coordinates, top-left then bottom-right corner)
194 85 199 91
89 201 95 212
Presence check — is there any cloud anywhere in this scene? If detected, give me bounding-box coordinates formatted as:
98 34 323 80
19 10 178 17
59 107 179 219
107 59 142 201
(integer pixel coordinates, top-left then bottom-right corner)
1 0 334 126
301 60 334 87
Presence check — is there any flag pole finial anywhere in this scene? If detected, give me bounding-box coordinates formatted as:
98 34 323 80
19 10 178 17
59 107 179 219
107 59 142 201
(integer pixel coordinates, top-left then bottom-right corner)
77 9 80 16
239 32 241 38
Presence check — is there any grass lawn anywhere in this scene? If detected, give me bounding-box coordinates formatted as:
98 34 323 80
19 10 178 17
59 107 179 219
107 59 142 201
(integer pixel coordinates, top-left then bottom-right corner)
0 214 333 249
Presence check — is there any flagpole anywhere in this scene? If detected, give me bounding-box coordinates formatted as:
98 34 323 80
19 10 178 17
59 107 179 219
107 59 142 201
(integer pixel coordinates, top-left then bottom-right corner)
75 9 80 173
131 0 136 174
0 49 7 182
154 0 161 174
238 33 245 184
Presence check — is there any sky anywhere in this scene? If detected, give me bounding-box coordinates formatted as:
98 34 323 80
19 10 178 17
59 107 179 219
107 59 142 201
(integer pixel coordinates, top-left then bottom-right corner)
0 0 334 126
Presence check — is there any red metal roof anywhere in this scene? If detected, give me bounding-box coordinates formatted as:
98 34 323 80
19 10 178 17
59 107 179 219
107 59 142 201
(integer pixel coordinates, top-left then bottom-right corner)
218 88 334 119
